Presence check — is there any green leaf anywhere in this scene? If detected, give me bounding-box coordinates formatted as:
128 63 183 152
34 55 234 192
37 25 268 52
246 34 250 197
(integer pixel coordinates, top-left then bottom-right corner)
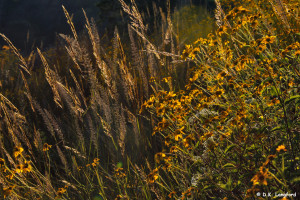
291 177 300 184
219 183 227 190
116 162 123 168
261 77 272 85
202 185 214 191
93 195 103 200
226 176 233 191
224 144 237 154
222 163 236 169
284 95 300 105
270 126 283 132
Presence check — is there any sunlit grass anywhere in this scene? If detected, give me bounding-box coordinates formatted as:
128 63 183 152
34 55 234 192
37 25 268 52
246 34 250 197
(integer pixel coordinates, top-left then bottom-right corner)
0 0 299 199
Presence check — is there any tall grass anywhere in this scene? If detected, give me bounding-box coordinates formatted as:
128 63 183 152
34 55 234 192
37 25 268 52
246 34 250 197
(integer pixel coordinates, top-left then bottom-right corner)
0 0 193 199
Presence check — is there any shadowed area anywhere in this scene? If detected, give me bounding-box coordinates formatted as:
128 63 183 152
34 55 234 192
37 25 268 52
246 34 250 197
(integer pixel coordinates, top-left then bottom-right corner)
0 0 99 50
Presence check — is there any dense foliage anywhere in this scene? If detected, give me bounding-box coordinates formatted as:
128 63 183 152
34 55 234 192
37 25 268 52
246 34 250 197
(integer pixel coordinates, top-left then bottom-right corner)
0 0 299 199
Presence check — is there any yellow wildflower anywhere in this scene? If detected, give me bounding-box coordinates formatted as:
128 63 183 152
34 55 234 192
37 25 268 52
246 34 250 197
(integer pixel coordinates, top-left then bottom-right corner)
92 158 100 167
294 50 300 57
0 158 5 167
13 146 24 158
163 77 171 83
262 36 276 44
217 25 228 36
251 167 271 185
2 45 10 50
147 168 159 184
15 164 24 173
155 152 166 163
168 191 176 198
181 45 193 60
3 185 15 198
56 187 67 198
42 143 52 152
276 145 287 152
23 161 32 173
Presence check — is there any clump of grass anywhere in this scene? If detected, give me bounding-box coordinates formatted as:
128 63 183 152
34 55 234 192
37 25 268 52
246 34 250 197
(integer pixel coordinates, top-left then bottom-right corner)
0 0 191 199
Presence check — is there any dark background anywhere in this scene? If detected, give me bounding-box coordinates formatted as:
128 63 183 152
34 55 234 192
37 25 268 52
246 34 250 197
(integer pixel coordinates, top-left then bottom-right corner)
0 0 215 50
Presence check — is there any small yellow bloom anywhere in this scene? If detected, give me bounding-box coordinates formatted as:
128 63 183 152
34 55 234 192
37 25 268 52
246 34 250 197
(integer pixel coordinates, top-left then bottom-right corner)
56 187 67 198
149 77 156 82
15 164 24 173
174 134 182 141
0 158 5 167
181 45 191 60
155 152 166 163
43 143 52 152
263 155 276 166
2 45 10 50
262 36 276 44
168 191 176 198
236 6 250 14
251 167 271 185
215 89 225 97
23 161 32 173
217 25 228 36
166 91 176 99
13 146 24 158
279 197 288 200
189 47 200 60
91 158 100 167
163 77 171 83
276 145 287 152
147 168 159 184
3 185 15 198
6 172 14 179
294 50 300 57
170 146 179 153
